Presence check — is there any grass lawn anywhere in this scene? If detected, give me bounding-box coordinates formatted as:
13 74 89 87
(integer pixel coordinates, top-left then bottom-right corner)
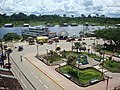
59 65 102 86
43 54 60 63
82 52 100 59
104 60 120 73
62 51 101 59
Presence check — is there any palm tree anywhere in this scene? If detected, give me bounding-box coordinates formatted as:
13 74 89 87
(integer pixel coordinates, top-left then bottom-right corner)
74 42 82 52
82 42 87 47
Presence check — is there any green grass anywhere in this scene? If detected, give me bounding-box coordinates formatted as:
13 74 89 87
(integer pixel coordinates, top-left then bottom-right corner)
62 51 101 59
62 51 78 58
44 55 60 62
104 60 120 73
60 65 102 85
82 52 100 59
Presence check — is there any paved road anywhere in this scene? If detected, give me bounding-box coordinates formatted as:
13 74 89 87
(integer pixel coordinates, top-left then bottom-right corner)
11 43 65 90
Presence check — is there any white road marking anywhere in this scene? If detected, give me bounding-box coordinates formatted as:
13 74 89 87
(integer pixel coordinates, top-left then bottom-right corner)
17 74 20 78
20 79 23 83
23 58 26 61
44 84 49 89
31 72 34 75
35 75 38 79
23 84 27 88
39 79 43 84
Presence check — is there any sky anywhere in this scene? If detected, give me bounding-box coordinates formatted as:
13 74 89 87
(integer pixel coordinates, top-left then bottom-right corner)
0 0 120 17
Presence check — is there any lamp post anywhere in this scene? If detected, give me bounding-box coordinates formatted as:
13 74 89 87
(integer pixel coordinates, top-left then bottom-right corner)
36 44 39 56
57 51 61 69
93 38 96 47
105 74 112 90
101 51 105 77
71 33 75 51
6 48 12 70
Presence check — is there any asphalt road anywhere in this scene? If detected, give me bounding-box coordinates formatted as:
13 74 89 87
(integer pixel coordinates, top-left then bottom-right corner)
10 42 67 90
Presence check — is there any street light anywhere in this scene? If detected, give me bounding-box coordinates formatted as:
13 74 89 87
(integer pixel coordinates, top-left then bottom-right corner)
101 51 105 77
71 33 75 51
105 74 112 90
57 51 62 69
36 44 39 56
6 48 12 70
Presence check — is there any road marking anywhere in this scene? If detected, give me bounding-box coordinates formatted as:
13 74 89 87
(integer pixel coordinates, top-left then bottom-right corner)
39 79 43 84
17 74 20 78
23 58 26 61
20 79 23 83
44 84 48 89
31 72 35 75
23 84 27 88
35 75 38 79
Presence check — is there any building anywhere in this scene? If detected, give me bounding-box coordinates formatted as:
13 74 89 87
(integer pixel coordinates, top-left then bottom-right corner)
58 30 69 39
70 23 78 26
0 68 22 90
4 23 13 28
21 26 50 37
48 32 57 38
23 23 29 27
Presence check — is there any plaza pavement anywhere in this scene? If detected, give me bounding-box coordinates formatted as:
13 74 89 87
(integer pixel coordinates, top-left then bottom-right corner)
13 38 120 90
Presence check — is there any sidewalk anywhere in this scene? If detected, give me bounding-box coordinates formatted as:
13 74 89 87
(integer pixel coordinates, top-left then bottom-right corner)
25 53 112 90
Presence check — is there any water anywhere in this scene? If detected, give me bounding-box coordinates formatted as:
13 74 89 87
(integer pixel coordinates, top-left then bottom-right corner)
0 25 106 38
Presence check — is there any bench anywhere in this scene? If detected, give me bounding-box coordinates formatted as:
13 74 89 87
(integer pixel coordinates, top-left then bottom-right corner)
90 79 98 84
64 74 71 79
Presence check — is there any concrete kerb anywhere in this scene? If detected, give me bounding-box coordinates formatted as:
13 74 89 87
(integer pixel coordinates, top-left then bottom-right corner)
24 57 66 90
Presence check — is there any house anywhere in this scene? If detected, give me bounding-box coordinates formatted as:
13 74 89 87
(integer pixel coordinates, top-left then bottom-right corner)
58 30 69 39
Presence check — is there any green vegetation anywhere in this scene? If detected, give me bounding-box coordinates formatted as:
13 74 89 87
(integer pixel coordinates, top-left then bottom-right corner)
94 28 120 52
3 33 21 42
0 12 120 27
59 65 102 86
62 51 100 60
104 60 120 73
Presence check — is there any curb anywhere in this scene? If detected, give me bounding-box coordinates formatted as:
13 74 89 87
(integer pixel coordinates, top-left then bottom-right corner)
24 57 66 90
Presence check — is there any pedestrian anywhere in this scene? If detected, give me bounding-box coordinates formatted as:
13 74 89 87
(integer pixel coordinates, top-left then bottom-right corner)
20 55 22 62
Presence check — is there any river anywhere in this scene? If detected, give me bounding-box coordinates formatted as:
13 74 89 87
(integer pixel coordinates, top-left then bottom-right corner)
0 25 107 38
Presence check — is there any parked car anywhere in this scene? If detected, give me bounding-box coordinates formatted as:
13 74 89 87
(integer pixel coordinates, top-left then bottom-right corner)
47 39 53 44
18 46 23 51
66 38 71 42
78 38 82 41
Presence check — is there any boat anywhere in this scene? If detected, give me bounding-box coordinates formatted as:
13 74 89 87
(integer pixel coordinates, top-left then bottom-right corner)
21 26 50 37
60 23 69 27
23 23 29 27
4 23 13 28
70 23 78 26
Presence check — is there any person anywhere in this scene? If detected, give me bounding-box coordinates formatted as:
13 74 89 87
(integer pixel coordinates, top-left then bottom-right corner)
20 55 22 62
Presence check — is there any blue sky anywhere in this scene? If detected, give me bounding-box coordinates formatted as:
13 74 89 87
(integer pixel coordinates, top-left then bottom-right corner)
0 0 120 17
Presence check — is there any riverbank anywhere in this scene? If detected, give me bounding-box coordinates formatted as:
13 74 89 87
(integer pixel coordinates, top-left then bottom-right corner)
0 21 115 28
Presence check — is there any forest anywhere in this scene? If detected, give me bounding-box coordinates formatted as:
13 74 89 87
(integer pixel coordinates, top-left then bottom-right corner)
0 12 120 27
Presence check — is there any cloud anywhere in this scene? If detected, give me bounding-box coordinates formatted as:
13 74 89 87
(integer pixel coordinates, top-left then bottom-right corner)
0 0 120 17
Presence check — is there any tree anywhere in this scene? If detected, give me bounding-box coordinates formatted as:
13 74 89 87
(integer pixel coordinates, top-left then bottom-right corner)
82 42 87 47
3 33 20 41
74 42 82 52
67 55 76 70
81 14 86 18
88 14 91 18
